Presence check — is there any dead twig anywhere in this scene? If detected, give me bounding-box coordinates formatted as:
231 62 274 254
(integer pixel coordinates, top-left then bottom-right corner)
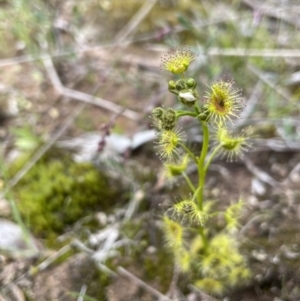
42 55 64 93
42 54 140 121
4 284 25 301
2 245 72 293
242 155 281 188
188 284 219 301
117 267 172 301
71 239 172 301
166 263 180 299
240 213 270 235
62 88 140 121
251 138 300 152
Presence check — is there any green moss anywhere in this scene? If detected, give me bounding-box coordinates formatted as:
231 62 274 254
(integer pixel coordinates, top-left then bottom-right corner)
10 152 118 242
143 250 173 291
121 218 173 292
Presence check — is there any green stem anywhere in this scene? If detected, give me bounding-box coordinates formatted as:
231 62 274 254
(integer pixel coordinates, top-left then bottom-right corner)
176 111 197 118
191 185 201 202
197 122 209 211
182 172 196 193
204 144 222 173
196 121 210 253
178 142 197 165
200 226 208 251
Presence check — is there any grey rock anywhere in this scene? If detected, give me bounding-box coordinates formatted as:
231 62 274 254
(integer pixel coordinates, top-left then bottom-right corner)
0 218 39 257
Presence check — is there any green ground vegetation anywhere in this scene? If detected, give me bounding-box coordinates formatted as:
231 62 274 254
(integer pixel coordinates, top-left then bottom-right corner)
8 151 118 242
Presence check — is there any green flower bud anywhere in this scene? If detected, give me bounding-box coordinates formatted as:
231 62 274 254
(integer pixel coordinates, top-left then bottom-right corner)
168 80 179 95
152 107 164 120
175 79 187 91
162 108 177 131
186 78 197 89
168 80 176 90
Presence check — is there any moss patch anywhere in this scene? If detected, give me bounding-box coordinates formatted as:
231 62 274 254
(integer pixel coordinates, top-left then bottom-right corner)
11 152 118 241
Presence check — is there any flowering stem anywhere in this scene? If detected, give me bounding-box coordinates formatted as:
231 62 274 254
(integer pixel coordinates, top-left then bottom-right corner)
179 142 197 164
204 144 222 173
182 172 196 193
192 185 201 202
176 111 197 118
196 121 210 253
197 122 209 211
200 226 208 252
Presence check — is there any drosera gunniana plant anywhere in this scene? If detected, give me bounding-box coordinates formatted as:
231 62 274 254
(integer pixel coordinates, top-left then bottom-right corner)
153 46 251 295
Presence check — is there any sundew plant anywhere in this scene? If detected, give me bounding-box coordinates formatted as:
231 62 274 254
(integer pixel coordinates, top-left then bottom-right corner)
152 47 251 295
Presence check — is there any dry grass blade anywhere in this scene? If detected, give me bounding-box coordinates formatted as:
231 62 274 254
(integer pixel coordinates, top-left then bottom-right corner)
235 81 263 129
114 0 158 45
77 284 87 301
247 64 290 102
36 245 72 272
207 48 300 58
242 0 300 28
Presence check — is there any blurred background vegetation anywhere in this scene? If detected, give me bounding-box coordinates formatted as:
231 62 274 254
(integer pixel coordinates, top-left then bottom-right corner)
0 0 300 300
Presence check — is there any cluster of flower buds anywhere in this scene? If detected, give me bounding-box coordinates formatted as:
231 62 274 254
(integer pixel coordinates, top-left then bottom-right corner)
152 107 177 131
168 78 199 107
153 46 249 163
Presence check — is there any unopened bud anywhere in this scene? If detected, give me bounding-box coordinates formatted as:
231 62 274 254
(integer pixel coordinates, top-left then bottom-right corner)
186 78 196 89
168 80 176 90
162 108 177 131
175 79 186 91
152 107 164 120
